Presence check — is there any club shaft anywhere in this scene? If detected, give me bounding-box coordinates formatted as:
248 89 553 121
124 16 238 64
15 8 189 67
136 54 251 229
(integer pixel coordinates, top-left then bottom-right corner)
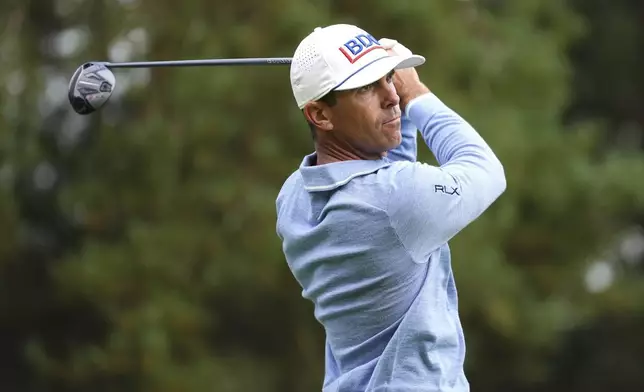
102 57 292 68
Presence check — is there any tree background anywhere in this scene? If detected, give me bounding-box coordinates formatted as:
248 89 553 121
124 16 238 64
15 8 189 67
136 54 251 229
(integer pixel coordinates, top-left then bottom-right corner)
1 0 643 391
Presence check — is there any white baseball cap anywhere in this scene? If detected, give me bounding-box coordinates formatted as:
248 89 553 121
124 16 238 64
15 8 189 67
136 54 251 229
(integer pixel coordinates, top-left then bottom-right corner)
290 24 425 109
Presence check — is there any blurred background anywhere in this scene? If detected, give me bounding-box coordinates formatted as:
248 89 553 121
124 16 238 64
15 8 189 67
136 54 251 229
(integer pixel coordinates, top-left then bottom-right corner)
1 0 644 391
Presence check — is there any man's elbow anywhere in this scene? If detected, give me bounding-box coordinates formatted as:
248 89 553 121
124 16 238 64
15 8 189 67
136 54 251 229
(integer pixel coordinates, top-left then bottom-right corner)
490 158 507 199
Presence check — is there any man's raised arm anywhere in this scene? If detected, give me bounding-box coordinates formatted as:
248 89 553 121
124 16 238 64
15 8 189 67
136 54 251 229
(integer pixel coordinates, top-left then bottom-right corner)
388 79 506 263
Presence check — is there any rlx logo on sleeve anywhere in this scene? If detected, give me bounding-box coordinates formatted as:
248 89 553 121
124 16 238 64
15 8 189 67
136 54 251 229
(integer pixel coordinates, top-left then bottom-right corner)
434 185 460 196
339 34 384 64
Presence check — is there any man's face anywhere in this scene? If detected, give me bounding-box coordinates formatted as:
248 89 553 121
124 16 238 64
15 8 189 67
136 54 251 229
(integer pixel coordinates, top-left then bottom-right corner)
308 71 402 158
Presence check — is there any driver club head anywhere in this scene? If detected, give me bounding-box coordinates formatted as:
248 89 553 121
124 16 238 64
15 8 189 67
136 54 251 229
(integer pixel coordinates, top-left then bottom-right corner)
68 62 116 115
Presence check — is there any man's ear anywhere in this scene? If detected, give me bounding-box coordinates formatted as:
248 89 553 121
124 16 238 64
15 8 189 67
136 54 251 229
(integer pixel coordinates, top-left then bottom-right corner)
303 102 334 132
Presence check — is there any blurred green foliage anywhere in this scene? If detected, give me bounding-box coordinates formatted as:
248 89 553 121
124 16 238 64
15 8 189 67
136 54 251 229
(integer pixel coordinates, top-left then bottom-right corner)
1 0 643 391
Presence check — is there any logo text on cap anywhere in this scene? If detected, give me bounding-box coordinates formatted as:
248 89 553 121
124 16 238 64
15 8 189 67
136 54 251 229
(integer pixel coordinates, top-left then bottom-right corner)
339 34 383 64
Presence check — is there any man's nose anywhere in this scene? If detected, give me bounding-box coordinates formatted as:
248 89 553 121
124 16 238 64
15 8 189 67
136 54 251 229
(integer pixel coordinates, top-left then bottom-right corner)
379 79 400 108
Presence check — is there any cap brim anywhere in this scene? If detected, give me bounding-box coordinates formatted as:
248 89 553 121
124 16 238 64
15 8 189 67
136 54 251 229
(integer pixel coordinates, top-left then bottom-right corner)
333 54 425 91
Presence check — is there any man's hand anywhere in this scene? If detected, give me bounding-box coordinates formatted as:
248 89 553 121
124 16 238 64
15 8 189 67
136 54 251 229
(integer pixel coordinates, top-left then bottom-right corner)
380 38 430 111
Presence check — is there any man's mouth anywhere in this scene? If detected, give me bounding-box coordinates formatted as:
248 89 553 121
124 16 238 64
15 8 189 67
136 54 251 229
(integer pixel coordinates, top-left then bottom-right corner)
383 116 400 125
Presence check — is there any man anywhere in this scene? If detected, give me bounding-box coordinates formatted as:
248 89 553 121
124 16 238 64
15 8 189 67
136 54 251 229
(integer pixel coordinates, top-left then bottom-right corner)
275 24 506 391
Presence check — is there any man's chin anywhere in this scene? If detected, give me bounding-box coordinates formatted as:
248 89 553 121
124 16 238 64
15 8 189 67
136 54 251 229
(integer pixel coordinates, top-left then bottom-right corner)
387 128 403 149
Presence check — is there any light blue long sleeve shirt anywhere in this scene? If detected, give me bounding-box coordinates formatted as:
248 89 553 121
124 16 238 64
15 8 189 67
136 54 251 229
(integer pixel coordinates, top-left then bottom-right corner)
275 92 506 392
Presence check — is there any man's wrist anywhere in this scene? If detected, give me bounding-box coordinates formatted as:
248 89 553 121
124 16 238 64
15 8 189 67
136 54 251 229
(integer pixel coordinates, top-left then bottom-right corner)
399 83 431 111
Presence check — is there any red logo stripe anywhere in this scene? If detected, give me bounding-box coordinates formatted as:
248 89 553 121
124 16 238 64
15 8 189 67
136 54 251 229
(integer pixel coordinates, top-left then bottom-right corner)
339 45 384 64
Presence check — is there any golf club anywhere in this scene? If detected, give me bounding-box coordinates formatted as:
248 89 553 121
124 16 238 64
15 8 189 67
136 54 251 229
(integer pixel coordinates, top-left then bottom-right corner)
68 57 292 115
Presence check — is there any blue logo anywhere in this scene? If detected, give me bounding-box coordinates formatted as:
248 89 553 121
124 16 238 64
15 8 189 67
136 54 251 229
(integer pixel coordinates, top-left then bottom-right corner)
339 34 383 63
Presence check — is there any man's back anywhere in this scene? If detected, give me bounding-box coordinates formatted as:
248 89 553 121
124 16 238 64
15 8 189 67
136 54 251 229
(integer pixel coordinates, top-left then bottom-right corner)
276 92 506 391
277 157 469 391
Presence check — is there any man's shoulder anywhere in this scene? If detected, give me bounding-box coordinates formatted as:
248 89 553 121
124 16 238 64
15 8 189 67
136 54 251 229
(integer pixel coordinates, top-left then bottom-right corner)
373 159 437 188
276 170 302 204
280 169 302 190
274 159 438 211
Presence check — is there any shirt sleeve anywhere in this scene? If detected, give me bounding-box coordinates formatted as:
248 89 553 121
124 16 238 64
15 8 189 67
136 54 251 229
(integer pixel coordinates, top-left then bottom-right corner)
385 113 418 163
387 93 506 264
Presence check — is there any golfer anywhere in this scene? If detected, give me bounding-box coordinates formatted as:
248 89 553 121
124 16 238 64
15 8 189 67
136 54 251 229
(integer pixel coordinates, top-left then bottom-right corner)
276 24 506 392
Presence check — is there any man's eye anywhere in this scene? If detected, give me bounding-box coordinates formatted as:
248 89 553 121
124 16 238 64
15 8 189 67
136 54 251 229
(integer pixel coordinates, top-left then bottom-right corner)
359 84 374 92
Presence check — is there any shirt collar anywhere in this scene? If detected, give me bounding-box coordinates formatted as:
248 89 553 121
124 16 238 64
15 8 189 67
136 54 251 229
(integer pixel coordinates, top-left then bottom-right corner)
299 152 393 192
